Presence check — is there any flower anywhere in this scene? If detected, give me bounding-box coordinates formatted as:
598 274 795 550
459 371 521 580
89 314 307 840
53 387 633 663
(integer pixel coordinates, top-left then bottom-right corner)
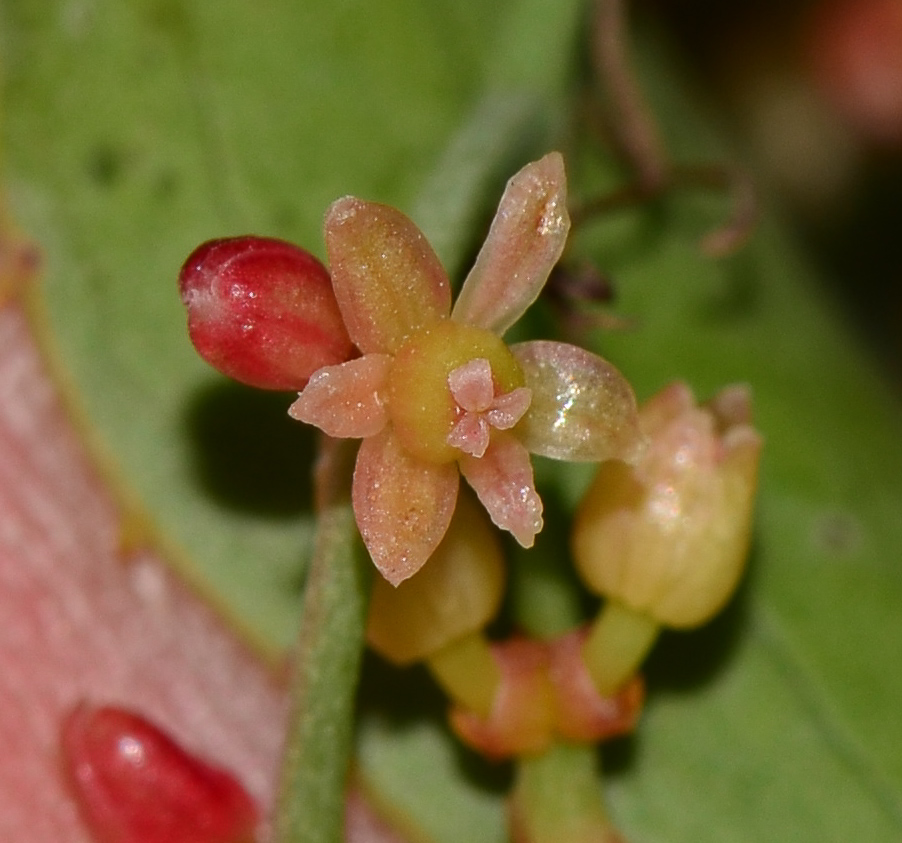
572 381 762 628
290 153 642 585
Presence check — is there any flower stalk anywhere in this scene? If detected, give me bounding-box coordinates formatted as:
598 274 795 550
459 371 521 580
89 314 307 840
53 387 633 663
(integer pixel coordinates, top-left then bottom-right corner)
582 599 659 697
510 742 621 843
273 438 371 843
425 632 501 718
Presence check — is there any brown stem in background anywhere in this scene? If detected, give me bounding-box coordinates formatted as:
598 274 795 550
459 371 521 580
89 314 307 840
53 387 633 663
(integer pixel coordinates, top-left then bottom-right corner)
571 164 759 257
569 181 656 228
592 0 669 191
683 165 759 257
587 0 758 256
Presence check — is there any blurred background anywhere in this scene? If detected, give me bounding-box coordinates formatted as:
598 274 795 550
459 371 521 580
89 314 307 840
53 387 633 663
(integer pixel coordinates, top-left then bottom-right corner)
649 0 902 380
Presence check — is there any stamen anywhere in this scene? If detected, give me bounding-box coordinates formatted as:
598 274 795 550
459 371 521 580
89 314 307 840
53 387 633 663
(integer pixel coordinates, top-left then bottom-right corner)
446 360 533 458
448 358 495 412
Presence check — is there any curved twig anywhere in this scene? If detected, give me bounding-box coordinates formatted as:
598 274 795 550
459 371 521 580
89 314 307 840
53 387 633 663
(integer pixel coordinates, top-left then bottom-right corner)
591 0 669 191
571 164 759 258
587 0 758 257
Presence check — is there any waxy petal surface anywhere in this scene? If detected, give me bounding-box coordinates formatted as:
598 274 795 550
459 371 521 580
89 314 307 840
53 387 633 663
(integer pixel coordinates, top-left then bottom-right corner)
325 198 451 354
288 354 391 438
451 152 569 335
352 429 459 585
365 491 506 665
448 358 495 412
448 638 554 759
637 380 695 437
459 434 542 547
447 412 491 458
512 341 644 462
547 631 645 743
486 388 531 430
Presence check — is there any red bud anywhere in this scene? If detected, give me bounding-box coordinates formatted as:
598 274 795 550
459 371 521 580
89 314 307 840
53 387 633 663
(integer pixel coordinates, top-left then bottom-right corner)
179 236 355 390
61 704 259 843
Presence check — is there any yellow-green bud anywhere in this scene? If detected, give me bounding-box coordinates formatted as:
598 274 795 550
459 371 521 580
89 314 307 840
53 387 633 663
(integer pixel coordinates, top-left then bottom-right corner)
366 491 505 664
572 382 762 629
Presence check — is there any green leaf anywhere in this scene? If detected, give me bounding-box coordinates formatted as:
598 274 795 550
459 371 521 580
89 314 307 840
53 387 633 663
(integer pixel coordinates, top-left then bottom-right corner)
3 2 902 842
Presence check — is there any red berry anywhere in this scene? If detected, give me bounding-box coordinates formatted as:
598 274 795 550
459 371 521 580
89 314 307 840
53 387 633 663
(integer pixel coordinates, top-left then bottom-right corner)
179 236 355 390
60 704 259 843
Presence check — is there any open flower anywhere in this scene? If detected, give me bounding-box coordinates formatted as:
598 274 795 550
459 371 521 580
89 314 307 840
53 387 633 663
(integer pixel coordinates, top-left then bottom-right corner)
291 153 642 584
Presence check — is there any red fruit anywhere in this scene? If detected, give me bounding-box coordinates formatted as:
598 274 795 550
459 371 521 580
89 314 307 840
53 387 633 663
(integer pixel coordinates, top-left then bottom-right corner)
179 236 355 390
60 704 259 843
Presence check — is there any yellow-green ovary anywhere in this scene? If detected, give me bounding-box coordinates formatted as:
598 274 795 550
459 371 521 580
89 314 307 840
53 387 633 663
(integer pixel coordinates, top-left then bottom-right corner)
387 320 524 463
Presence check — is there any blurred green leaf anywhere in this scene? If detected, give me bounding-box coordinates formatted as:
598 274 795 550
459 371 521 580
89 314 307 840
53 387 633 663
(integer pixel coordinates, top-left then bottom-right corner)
3 1 902 842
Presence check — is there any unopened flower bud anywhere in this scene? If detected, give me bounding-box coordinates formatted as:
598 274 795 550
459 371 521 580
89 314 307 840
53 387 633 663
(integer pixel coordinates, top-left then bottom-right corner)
572 382 762 629
366 491 505 665
61 704 259 843
179 236 355 390
548 629 644 743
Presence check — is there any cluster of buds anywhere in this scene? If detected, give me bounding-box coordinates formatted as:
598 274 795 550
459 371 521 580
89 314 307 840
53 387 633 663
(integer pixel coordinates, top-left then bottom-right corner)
362 380 761 761
174 152 762 841
363 491 644 758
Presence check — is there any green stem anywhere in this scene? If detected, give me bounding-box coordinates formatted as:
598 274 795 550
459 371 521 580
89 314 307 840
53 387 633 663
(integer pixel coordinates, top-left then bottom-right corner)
426 632 500 718
273 439 371 843
511 743 617 843
507 538 623 841
583 599 659 697
591 0 669 191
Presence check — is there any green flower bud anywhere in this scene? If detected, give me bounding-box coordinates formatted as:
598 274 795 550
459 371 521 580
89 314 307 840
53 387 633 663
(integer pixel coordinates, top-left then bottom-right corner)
366 492 505 665
572 382 762 629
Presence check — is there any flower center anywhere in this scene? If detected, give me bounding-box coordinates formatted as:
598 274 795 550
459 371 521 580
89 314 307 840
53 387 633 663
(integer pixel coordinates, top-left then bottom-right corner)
387 320 527 464
446 358 531 458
